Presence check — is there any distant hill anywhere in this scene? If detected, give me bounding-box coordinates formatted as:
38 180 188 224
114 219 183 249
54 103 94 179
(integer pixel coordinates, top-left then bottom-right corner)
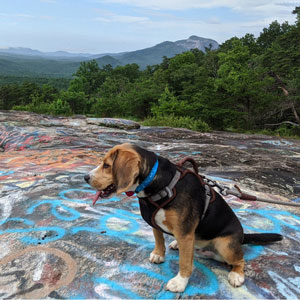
95 55 121 68
115 36 218 68
0 36 219 77
0 47 92 59
0 54 81 78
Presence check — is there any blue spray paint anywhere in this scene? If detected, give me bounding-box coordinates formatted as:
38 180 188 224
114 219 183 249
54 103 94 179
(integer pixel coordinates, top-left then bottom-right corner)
27 199 81 221
0 170 15 176
1 186 300 299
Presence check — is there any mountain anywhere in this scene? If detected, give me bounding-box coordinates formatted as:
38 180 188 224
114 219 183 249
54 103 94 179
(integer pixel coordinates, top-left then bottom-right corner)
0 36 219 77
175 35 219 52
0 47 92 59
95 55 121 68
114 36 219 68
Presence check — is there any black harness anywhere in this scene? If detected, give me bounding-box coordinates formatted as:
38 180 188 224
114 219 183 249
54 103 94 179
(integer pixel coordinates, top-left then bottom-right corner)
137 157 216 235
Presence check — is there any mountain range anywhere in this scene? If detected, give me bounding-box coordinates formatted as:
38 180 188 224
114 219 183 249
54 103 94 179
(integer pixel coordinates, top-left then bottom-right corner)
0 36 219 78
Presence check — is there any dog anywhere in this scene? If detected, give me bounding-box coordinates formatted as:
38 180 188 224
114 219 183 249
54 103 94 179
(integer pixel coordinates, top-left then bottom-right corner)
84 143 283 292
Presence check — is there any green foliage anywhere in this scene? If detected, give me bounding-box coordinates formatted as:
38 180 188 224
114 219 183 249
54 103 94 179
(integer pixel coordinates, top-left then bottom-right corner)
0 54 80 77
274 124 300 137
59 90 88 114
70 60 105 98
1 7 300 137
257 21 291 51
50 98 72 115
255 125 300 139
151 87 191 117
0 76 70 89
90 97 119 117
13 99 52 114
143 114 211 132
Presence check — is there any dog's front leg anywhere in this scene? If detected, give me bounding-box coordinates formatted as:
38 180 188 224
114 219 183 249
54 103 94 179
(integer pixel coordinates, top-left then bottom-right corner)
149 228 165 263
166 233 195 293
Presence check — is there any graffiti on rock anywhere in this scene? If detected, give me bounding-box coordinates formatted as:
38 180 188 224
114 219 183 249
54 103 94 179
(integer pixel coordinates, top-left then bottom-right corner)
1 111 300 299
1 181 300 299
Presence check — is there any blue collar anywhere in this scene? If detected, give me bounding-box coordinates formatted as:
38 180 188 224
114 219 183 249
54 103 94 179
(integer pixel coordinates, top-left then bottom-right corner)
135 159 159 193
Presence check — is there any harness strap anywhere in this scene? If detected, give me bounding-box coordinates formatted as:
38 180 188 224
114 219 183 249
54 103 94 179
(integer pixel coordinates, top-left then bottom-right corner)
149 170 181 202
177 156 199 174
148 188 177 233
202 185 212 220
141 157 216 234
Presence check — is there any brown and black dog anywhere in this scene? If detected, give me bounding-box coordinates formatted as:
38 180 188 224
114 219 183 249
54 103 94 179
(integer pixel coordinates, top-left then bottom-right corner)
84 143 282 292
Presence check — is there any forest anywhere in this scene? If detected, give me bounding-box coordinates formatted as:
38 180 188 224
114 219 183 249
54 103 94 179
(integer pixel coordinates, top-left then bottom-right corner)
0 7 299 136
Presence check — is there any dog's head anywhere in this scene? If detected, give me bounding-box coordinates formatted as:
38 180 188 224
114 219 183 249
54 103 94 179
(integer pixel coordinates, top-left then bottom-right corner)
84 143 141 204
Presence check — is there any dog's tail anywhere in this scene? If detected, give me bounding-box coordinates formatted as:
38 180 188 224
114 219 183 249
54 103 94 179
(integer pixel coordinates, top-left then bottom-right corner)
242 233 283 245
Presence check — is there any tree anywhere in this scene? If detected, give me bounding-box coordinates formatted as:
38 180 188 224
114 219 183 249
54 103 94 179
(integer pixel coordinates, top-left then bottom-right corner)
257 21 289 51
0 85 21 110
59 91 88 114
50 98 72 115
19 82 41 105
215 39 276 128
240 34 259 55
261 8 300 126
69 60 105 98
117 78 162 119
292 6 300 25
151 86 191 117
113 64 140 83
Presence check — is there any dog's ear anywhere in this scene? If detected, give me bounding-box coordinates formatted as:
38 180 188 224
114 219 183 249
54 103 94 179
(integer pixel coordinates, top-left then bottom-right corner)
112 148 140 194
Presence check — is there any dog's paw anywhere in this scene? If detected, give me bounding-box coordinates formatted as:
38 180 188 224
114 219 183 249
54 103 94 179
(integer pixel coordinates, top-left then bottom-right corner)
228 271 244 287
169 240 178 250
165 273 189 293
149 252 165 264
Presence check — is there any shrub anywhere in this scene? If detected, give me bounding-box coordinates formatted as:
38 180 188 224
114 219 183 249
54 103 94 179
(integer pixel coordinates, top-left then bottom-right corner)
90 97 119 117
143 114 211 132
151 87 191 117
12 99 53 114
49 98 72 115
274 124 300 137
59 91 88 114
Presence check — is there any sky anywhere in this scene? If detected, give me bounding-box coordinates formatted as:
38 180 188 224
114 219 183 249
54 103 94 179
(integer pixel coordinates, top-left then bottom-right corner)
0 0 299 54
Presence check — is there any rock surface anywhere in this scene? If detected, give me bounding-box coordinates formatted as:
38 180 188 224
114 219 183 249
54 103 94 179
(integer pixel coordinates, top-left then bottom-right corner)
86 117 140 129
0 110 299 299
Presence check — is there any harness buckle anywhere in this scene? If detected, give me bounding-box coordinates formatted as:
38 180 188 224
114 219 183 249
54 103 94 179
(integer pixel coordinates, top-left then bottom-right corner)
165 186 173 198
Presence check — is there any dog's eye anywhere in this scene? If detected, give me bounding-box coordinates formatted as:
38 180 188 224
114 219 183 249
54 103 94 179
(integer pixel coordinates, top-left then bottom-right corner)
103 163 110 169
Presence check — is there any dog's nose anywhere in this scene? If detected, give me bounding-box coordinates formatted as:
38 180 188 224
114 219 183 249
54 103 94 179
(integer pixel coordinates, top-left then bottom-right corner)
84 174 90 183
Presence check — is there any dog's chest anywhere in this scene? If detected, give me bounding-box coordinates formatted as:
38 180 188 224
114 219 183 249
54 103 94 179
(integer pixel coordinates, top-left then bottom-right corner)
154 209 172 234
138 198 172 234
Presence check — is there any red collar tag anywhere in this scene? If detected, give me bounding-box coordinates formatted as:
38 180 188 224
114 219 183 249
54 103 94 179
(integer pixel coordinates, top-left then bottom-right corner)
125 191 135 197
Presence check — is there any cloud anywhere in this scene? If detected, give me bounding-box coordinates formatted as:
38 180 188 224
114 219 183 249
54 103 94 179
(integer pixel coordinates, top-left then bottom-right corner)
276 1 300 6
96 0 298 24
92 0 297 42
40 15 55 20
94 15 148 22
0 12 54 24
93 9 149 23
0 13 35 18
93 0 223 10
93 15 148 22
40 0 57 3
98 0 298 11
206 18 221 25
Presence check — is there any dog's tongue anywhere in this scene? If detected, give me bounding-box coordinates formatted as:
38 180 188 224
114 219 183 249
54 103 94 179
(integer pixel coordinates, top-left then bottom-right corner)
92 191 102 206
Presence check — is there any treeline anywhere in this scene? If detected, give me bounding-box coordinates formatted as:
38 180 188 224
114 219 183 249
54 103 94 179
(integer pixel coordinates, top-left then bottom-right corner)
0 7 299 134
0 76 71 89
